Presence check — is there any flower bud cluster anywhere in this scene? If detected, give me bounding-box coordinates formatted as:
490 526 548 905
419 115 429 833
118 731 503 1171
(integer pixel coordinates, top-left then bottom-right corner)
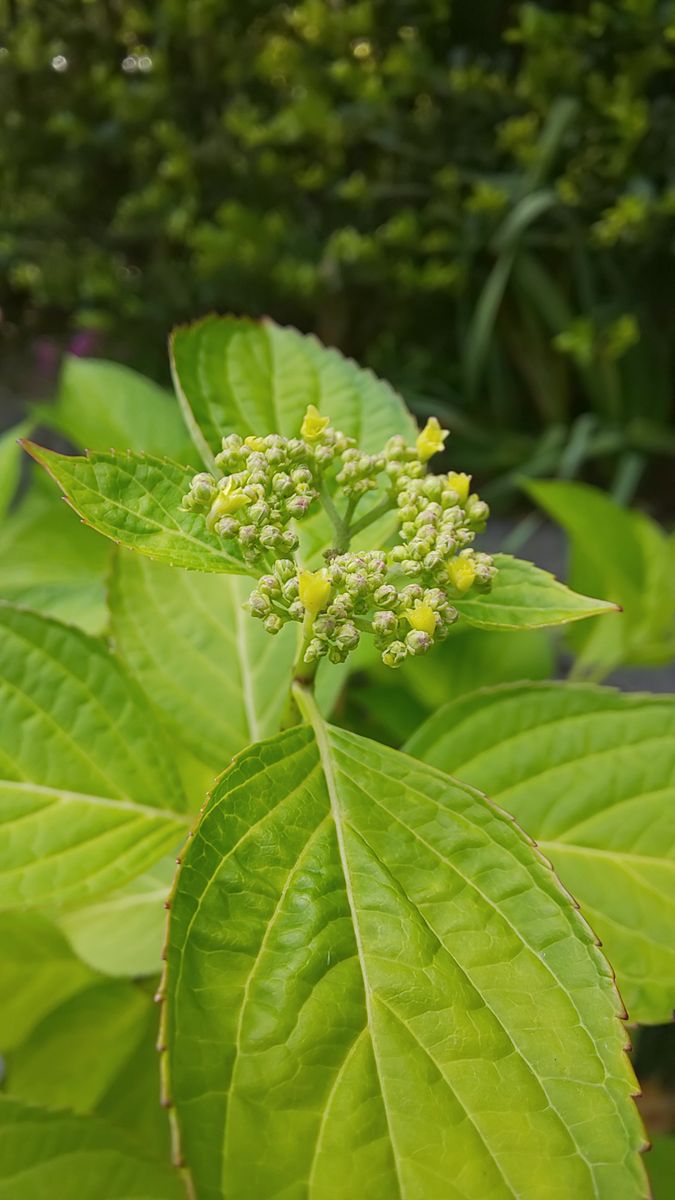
182 405 498 670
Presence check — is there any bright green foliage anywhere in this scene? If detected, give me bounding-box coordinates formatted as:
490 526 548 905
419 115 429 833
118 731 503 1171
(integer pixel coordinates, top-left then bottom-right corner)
0 603 187 907
0 421 30 519
109 552 296 766
527 480 675 676
164 717 646 1200
0 473 110 634
23 444 248 574
0 914 97 1052
0 1097 183 1200
57 857 175 979
171 315 415 465
42 355 197 461
407 683 675 1025
453 553 619 629
647 1136 675 1200
0 915 171 1156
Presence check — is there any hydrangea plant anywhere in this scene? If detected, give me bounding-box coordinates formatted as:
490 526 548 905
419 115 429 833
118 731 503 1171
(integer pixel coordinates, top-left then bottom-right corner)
2 315 668 1199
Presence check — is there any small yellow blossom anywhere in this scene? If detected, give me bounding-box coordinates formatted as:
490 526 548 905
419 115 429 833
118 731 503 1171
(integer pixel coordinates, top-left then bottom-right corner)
298 568 332 616
447 557 476 594
404 602 438 636
206 477 248 528
244 436 268 452
416 416 449 462
446 471 471 504
301 404 331 441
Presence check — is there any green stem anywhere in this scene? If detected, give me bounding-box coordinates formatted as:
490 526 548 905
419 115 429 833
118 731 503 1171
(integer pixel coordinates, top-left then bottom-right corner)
292 678 323 731
318 481 350 553
348 495 394 539
280 619 320 729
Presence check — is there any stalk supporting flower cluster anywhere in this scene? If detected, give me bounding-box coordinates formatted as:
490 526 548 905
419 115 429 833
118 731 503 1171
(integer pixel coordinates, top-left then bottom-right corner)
182 407 496 669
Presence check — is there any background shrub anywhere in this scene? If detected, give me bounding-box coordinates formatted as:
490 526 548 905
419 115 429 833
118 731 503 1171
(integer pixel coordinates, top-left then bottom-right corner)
2 0 675 498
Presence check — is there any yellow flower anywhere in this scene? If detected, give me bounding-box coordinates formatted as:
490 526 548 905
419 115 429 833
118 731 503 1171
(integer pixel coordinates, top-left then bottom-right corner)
298 568 332 616
446 557 476 594
244 436 267 452
404 602 438 636
416 416 449 462
206 477 248 528
301 404 331 441
446 471 471 505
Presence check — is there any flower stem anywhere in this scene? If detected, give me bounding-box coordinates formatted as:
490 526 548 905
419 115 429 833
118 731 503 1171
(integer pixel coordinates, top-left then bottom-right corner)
347 495 394 539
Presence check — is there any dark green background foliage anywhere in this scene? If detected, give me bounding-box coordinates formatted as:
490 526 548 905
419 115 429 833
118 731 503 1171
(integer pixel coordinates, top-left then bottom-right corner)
2 0 675 491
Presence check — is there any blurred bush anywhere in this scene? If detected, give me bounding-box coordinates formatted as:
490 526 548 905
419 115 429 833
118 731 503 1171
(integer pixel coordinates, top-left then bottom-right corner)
2 1 675 498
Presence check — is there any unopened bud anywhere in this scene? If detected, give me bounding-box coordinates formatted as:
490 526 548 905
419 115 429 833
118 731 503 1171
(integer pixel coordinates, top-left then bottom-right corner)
382 640 408 668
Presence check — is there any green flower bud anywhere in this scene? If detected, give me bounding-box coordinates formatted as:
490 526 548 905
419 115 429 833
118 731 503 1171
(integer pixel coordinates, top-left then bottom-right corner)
248 593 271 618
272 472 293 496
259 525 281 548
372 610 398 636
334 622 360 651
274 559 296 582
382 640 408 668
288 599 305 620
406 629 432 655
304 638 327 663
215 516 240 538
374 584 397 607
264 614 284 635
258 575 279 595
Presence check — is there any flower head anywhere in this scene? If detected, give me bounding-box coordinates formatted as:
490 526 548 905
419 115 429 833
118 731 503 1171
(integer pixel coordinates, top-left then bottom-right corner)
298 568 332 616
301 404 331 442
446 471 471 505
416 417 449 463
447 556 476 594
404 602 438 636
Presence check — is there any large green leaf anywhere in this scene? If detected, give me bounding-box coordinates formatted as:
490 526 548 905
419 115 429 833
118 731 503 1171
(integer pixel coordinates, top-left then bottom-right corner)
57 857 176 978
0 473 110 634
0 913 97 1051
43 354 196 461
406 683 675 1025
0 604 188 907
170 315 415 467
526 480 675 674
164 706 646 1200
0 1098 183 1200
1 915 171 1157
454 553 619 629
0 420 30 518
23 444 249 574
109 552 296 767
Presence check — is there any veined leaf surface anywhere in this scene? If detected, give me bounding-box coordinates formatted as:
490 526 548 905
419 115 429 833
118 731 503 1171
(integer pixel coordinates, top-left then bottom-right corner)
23 444 248 574
109 553 296 766
0 1097 183 1200
455 554 618 629
170 315 415 466
406 682 675 1025
164 703 646 1200
44 354 196 461
0 604 188 907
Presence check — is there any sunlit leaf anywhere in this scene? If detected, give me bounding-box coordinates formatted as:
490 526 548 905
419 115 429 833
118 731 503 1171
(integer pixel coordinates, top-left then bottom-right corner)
164 716 646 1199
407 682 675 1024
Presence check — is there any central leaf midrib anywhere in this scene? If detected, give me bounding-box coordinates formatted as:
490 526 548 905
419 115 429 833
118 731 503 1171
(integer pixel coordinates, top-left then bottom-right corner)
304 704 407 1200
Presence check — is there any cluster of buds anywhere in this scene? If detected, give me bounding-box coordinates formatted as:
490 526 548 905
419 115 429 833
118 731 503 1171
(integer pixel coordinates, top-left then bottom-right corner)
182 403 497 668
181 408 354 563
